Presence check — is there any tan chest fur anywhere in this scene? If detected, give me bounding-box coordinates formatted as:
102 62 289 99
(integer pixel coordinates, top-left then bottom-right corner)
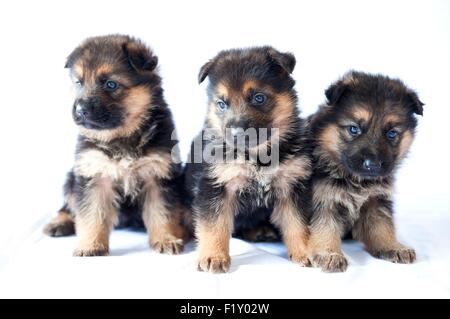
209 155 311 198
313 178 392 224
74 149 172 197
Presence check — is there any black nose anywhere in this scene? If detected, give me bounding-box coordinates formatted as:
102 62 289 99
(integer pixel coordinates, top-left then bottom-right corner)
75 103 88 118
230 127 244 137
228 119 250 132
362 158 382 172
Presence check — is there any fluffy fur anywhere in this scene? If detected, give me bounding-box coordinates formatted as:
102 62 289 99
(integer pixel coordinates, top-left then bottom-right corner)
184 47 312 273
307 71 423 272
43 35 190 256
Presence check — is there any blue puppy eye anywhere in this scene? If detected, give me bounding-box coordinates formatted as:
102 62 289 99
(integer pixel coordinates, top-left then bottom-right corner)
217 100 227 111
387 129 398 139
105 80 118 91
253 93 267 105
348 125 361 136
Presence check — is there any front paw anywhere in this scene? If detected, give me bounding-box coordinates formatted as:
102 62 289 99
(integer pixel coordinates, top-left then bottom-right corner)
373 247 416 264
312 252 348 272
150 236 184 255
289 252 311 267
197 254 231 273
73 247 109 257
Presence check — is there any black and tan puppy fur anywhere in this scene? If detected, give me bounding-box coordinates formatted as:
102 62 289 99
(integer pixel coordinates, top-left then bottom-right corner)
184 47 312 273
308 71 423 272
43 35 190 256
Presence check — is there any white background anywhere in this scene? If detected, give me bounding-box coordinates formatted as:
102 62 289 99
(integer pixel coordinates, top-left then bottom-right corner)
0 0 449 298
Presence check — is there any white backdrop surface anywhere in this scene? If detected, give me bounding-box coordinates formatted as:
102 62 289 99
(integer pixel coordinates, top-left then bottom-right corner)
0 0 449 298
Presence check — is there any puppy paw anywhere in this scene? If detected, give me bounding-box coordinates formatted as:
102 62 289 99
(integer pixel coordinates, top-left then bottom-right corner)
73 247 109 257
43 220 75 237
289 252 311 267
150 237 184 255
373 247 416 264
312 252 348 272
238 225 280 242
197 254 231 273
43 213 75 237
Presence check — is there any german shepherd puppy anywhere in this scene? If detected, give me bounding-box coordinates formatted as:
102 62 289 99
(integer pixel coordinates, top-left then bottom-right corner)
43 35 189 256
308 71 423 272
184 47 311 273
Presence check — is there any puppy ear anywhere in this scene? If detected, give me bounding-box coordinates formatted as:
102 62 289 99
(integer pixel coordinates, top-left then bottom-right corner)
65 47 82 69
122 41 158 72
267 49 296 74
198 60 213 84
325 81 348 105
405 90 424 116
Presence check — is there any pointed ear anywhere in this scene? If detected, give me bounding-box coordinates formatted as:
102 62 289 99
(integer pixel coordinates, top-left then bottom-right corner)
325 81 349 106
405 90 424 116
267 49 296 74
122 41 158 72
65 46 82 69
198 60 213 84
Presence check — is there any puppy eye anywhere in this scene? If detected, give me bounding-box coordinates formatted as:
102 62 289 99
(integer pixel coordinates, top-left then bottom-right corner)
217 99 227 112
386 129 399 140
348 125 362 136
252 93 267 105
104 80 118 91
75 79 82 86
